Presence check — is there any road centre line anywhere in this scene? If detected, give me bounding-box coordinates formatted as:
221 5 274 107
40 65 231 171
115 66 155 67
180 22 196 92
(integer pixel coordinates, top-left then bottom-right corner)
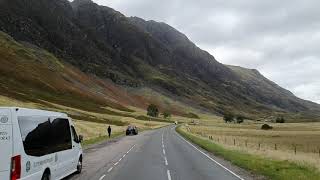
107 167 113 173
167 170 172 180
104 144 136 177
99 174 106 180
164 157 168 166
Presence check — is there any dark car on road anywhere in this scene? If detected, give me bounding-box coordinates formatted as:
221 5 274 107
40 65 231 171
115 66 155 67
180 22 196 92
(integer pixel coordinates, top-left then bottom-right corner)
126 125 138 136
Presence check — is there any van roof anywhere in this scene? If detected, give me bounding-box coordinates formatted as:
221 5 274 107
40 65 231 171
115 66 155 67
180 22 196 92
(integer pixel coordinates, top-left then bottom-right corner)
0 107 68 117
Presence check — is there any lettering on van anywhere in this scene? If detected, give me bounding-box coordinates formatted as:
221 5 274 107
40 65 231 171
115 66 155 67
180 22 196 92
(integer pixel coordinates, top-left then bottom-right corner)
33 157 54 168
0 131 10 141
0 116 8 123
26 161 31 172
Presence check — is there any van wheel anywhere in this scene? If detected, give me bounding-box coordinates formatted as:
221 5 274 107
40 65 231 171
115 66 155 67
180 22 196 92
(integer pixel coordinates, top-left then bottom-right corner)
76 158 82 174
41 172 50 180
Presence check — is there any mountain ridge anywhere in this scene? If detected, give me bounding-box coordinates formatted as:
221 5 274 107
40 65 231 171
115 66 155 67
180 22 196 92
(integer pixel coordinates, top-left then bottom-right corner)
0 0 319 121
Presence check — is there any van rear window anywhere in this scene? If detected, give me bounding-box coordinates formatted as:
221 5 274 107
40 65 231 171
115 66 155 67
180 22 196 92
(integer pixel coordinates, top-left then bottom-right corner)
18 116 72 157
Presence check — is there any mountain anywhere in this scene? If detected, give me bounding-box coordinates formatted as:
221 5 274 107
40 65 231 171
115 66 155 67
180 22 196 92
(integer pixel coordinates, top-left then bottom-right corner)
0 0 319 121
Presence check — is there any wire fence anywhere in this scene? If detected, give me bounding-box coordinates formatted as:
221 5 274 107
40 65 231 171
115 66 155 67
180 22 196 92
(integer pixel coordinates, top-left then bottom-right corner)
185 127 320 158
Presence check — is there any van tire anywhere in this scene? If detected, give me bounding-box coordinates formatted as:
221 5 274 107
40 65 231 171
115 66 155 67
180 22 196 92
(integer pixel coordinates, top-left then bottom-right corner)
41 172 50 180
76 157 82 174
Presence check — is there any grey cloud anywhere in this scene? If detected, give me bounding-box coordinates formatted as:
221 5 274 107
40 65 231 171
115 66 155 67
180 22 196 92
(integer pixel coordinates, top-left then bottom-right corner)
92 0 320 104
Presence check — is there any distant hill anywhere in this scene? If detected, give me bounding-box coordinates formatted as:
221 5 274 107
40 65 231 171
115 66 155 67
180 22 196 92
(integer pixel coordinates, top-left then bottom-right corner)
0 0 319 121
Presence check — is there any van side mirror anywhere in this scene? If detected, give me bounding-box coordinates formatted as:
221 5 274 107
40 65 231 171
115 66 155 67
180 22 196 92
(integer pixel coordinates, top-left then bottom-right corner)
79 135 83 143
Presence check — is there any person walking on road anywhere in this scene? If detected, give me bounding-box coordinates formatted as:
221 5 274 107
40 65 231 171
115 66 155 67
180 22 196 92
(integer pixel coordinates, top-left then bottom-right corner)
107 125 112 138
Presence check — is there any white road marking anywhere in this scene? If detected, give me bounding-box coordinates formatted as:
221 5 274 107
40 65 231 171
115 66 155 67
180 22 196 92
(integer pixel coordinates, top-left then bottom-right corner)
177 133 244 180
167 170 172 180
164 157 168 166
99 174 106 180
129 144 136 152
163 149 166 155
162 132 164 144
106 144 136 175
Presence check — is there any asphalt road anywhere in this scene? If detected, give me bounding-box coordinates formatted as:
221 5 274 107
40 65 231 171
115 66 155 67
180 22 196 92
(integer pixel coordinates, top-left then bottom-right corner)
68 126 245 180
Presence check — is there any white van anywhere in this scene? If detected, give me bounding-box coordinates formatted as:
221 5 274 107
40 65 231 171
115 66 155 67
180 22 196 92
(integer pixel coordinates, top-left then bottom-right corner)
0 107 83 180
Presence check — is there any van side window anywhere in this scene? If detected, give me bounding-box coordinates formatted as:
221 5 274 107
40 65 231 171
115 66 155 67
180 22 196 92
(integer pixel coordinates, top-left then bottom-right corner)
51 118 72 152
71 126 79 143
18 116 72 157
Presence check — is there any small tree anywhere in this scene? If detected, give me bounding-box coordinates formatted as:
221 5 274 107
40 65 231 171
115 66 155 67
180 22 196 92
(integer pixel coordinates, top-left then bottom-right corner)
223 113 234 123
147 104 159 117
162 111 171 119
276 116 285 123
236 116 244 124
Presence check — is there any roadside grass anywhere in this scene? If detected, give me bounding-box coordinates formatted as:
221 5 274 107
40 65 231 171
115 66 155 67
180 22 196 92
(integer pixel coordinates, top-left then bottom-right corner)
82 131 124 148
188 117 320 170
176 126 320 180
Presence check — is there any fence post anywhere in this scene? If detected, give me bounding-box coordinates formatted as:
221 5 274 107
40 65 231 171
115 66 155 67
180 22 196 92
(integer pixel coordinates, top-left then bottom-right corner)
245 140 247 147
274 144 277 150
233 139 236 146
258 143 261 150
294 145 297 155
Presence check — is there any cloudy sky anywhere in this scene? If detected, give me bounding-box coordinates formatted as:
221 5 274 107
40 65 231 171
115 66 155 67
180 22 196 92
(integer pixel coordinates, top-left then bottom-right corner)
92 0 320 104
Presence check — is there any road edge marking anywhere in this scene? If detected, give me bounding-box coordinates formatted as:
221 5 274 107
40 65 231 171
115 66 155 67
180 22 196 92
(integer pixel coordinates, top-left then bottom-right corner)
176 132 244 180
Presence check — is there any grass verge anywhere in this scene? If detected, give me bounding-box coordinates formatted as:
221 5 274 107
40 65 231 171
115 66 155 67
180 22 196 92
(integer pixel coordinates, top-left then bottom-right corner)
82 131 124 148
176 126 320 180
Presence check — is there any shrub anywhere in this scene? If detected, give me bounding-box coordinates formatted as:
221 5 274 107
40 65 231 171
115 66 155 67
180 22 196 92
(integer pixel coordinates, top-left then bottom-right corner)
147 104 159 117
185 112 200 119
162 111 171 119
224 113 234 123
236 116 244 124
276 117 285 123
261 124 273 130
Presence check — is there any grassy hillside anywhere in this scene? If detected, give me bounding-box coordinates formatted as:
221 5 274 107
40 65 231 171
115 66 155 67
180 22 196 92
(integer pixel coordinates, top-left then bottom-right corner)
0 30 183 125
0 31 129 113
0 31 174 143
228 65 320 122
